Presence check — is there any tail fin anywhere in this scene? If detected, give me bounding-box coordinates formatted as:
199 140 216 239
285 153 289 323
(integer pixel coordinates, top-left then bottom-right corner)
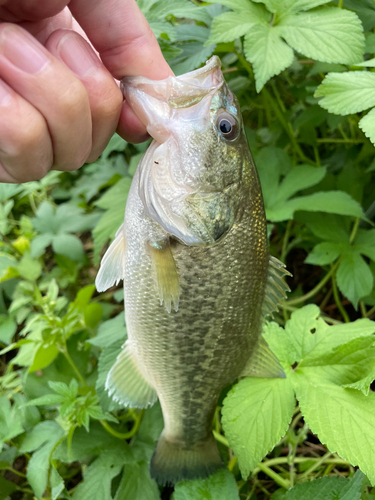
150 432 224 485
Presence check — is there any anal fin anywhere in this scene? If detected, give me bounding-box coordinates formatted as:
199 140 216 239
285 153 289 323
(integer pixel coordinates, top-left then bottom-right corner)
240 337 285 379
148 240 180 313
105 341 157 409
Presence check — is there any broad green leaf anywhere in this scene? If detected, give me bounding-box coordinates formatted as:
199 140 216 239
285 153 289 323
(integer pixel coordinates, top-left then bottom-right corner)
244 24 294 92
0 476 17 499
22 421 65 500
315 72 375 115
23 394 65 407
207 12 262 44
343 0 375 32
174 469 239 500
0 396 25 446
295 377 375 485
252 0 331 16
282 470 363 499
337 252 373 308
84 302 103 329
17 253 42 281
31 201 56 234
354 229 375 262
114 463 160 500
88 313 127 348
171 41 216 76
267 190 365 222
278 9 364 65
274 166 326 204
298 336 375 388
29 343 60 372
304 214 349 243
73 285 96 310
50 465 64 500
222 377 295 478
52 233 84 261
0 315 16 344
359 107 375 146
305 242 347 266
72 454 123 500
31 233 54 258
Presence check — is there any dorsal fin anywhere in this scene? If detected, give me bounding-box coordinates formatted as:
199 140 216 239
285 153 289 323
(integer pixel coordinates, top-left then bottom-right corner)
262 256 292 320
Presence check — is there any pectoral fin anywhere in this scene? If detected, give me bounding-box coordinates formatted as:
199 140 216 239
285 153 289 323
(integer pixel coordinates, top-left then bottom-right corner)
240 337 285 379
148 241 180 313
106 341 157 408
95 224 126 292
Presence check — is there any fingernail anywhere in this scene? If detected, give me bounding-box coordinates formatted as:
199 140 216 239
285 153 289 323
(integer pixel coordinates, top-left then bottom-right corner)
0 26 50 74
0 79 11 106
58 33 100 77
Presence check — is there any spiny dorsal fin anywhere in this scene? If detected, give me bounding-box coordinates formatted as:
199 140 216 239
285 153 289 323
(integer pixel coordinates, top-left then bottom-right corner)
95 224 126 292
240 336 285 379
105 340 157 409
262 256 292 320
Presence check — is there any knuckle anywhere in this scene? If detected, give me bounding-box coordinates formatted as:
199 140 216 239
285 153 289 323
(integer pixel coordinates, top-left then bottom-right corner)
56 79 88 120
94 84 123 121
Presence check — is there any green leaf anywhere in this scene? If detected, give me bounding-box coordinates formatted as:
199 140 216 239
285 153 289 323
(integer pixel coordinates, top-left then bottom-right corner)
29 343 60 372
17 253 42 281
305 242 347 266
72 454 123 500
174 469 239 500
84 302 103 329
359 107 375 145
295 377 375 485
50 465 64 500
304 214 349 243
23 393 64 407
222 377 295 478
0 396 25 446
244 24 294 92
0 315 17 344
96 339 124 411
252 0 330 16
31 234 54 258
171 41 216 76
337 252 373 308
283 470 363 499
52 233 84 261
114 462 160 500
0 476 17 499
87 313 127 348
21 421 65 500
354 229 375 261
207 12 262 44
278 9 364 65
273 166 326 204
267 190 365 222
315 72 375 115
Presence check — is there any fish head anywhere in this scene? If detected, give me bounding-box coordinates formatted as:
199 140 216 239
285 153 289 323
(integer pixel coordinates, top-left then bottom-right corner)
122 56 252 246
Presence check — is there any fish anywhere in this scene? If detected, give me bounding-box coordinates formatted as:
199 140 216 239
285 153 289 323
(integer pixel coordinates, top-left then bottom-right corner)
95 56 290 485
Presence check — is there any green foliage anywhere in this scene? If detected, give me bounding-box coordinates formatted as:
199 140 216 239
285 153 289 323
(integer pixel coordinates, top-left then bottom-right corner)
1 0 375 498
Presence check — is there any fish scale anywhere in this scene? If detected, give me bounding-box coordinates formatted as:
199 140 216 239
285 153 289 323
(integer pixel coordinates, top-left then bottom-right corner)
96 56 290 485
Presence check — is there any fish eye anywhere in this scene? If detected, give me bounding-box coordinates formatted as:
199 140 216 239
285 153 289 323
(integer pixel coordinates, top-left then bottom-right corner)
216 113 239 141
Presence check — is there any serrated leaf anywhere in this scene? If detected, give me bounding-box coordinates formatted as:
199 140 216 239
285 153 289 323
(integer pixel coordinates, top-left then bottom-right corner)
354 229 375 262
252 0 331 16
207 12 261 44
31 234 54 258
23 394 64 407
283 470 363 499
222 377 295 478
171 42 216 76
274 166 326 204
359 107 375 146
114 462 160 500
72 454 123 500
305 242 347 266
244 24 294 92
337 252 373 308
278 9 364 65
315 72 375 115
305 214 349 243
174 469 239 500
295 378 375 485
0 396 25 446
88 313 127 348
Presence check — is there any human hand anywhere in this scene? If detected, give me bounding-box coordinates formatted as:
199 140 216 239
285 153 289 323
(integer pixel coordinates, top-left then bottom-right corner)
0 0 172 182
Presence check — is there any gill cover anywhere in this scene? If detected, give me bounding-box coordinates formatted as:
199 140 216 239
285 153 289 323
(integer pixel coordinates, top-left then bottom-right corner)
121 57 243 246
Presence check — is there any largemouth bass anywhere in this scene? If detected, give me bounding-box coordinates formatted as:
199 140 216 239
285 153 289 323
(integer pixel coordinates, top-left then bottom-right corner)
96 56 290 485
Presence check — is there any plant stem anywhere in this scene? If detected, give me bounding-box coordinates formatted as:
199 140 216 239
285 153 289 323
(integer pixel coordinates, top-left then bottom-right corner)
228 456 238 471
366 304 375 318
316 138 365 144
61 348 87 387
359 301 367 318
286 262 339 306
213 430 229 447
100 410 144 440
256 462 290 490
281 220 292 263
332 273 350 323
349 217 360 243
298 451 332 480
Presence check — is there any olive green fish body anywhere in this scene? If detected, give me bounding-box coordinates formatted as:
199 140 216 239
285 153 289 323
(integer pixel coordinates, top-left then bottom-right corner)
96 57 288 485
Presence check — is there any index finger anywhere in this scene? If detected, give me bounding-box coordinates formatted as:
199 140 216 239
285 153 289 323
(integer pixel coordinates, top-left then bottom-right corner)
69 0 173 80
